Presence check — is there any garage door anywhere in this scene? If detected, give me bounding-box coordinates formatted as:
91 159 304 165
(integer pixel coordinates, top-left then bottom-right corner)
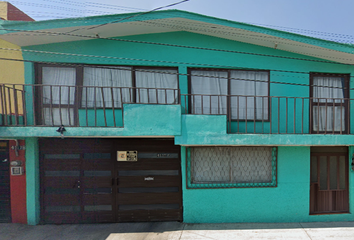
0 141 11 223
40 138 182 224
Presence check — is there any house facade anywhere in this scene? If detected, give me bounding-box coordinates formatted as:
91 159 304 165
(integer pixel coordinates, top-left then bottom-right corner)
0 10 354 225
0 1 33 224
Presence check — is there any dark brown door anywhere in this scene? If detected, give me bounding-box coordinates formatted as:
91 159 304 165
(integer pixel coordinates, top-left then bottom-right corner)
40 138 182 224
310 147 349 214
40 139 114 224
115 139 182 222
0 141 11 223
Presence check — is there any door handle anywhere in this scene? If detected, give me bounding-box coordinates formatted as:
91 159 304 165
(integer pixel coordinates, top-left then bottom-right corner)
2 159 7 163
73 180 81 189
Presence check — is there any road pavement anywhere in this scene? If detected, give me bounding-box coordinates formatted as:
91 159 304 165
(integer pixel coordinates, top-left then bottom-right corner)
1 221 354 240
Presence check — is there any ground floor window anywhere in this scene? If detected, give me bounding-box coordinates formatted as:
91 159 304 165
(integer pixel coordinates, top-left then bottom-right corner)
186 146 277 188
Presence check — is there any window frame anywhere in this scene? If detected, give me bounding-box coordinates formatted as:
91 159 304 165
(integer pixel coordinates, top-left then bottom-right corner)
186 146 277 189
35 63 179 125
309 72 350 134
188 68 270 121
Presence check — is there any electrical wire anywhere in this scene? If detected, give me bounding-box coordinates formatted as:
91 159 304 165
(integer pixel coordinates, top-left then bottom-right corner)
86 0 190 31
0 49 351 91
5 1 354 44
7 0 354 43
2 26 353 67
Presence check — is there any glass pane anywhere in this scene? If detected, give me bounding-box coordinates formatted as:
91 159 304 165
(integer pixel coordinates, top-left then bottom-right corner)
83 153 111 159
119 204 180 210
310 156 318 183
118 187 179 193
82 66 132 108
231 147 272 183
44 154 80 159
230 71 268 120
191 147 273 184
190 70 228 115
135 69 178 104
46 206 80 212
312 106 345 132
84 205 112 211
84 171 111 176
43 108 75 126
329 156 338 190
118 170 179 176
313 76 344 102
45 171 80 177
339 156 346 189
319 156 328 190
42 67 76 104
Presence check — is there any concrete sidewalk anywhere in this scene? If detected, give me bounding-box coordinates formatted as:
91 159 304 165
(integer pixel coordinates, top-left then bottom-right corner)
1 221 354 240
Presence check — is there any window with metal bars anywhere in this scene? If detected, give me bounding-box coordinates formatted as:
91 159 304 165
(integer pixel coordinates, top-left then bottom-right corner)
186 146 277 188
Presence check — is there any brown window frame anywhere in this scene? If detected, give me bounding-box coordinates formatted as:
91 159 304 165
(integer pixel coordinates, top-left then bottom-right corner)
188 68 270 122
309 73 350 134
35 63 179 125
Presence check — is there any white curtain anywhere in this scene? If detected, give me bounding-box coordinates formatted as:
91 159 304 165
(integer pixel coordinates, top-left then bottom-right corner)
191 147 272 184
135 69 178 104
190 70 228 114
230 71 268 120
313 77 345 132
42 67 76 126
82 66 132 108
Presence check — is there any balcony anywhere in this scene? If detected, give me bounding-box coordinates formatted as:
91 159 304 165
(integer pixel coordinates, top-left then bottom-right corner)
180 94 350 134
0 84 179 128
0 84 351 135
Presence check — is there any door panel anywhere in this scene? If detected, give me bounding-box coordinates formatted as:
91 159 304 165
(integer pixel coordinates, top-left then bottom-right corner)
115 139 182 222
40 138 182 223
0 141 11 223
310 149 349 214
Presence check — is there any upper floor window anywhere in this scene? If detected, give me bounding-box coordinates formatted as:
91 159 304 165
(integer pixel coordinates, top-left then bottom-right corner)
310 73 349 134
37 64 178 126
82 67 178 108
189 69 269 120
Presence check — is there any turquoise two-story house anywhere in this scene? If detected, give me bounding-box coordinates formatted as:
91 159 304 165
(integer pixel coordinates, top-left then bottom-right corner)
0 10 354 225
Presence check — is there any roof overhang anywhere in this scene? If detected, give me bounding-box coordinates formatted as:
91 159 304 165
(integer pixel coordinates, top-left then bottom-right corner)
0 10 353 64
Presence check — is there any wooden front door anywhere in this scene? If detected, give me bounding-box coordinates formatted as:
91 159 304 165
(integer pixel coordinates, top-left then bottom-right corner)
310 147 349 214
40 138 182 224
0 141 11 223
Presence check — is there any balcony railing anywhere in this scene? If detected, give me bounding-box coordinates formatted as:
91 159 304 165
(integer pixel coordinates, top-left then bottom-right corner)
0 84 26 126
181 94 350 134
0 84 351 135
0 84 179 127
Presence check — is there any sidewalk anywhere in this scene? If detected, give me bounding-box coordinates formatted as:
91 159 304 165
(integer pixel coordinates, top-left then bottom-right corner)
1 221 354 240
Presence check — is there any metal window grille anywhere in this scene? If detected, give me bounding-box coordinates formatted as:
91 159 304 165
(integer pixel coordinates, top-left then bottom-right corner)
187 147 277 188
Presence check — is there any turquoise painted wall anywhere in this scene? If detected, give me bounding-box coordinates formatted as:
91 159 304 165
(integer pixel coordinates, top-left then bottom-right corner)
182 146 354 223
0 104 181 137
175 115 354 146
25 137 40 225
13 29 354 224
20 31 354 136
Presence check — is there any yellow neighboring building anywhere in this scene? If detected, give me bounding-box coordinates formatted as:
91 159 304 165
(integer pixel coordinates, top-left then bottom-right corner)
0 1 33 118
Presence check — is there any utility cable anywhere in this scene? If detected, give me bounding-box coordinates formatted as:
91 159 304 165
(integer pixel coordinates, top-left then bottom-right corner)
86 0 190 31
2 27 353 66
0 51 351 91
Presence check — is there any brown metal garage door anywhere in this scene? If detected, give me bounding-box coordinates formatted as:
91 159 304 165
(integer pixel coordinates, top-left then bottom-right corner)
0 141 11 223
40 138 182 224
